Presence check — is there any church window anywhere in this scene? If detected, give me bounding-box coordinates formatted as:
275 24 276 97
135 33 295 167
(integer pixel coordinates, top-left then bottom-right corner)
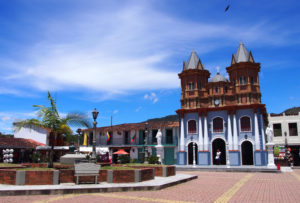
215 87 218 93
213 117 223 133
239 77 243 84
240 116 251 132
273 123 282 137
188 120 197 134
188 82 195 90
250 77 254 84
243 76 247 84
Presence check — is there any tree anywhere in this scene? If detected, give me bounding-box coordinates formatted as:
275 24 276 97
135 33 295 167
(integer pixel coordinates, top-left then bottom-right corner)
14 91 90 167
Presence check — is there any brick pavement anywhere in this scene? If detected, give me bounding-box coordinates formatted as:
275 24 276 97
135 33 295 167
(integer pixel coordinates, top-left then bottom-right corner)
1 170 300 203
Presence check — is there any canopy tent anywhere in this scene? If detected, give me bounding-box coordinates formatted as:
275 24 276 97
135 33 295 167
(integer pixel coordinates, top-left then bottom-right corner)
113 149 129 155
79 146 109 154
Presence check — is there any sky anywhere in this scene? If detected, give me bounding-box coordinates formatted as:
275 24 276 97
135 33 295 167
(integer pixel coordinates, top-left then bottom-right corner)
0 0 299 134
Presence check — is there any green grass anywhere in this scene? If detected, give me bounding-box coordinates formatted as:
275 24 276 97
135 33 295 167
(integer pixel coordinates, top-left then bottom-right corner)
0 163 22 167
101 166 135 170
124 163 166 167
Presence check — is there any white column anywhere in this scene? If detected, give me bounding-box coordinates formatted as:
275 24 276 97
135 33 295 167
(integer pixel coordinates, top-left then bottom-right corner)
254 112 261 150
260 114 266 150
198 115 204 151
233 114 238 150
204 116 208 151
227 114 233 150
180 117 185 151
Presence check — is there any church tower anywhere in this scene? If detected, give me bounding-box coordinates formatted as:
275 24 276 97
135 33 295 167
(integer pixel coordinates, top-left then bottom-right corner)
227 43 262 105
178 51 210 109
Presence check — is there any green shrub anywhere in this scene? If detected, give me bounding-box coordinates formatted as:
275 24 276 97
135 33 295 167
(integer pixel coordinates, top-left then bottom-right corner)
130 158 137 163
147 155 159 164
118 155 130 164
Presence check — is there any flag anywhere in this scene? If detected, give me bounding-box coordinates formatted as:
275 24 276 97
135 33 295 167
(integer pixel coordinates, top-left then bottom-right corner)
106 131 111 142
83 132 87 146
131 131 137 143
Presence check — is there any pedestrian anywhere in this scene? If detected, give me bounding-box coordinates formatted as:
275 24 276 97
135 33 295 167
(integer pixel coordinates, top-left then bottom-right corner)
215 149 221 165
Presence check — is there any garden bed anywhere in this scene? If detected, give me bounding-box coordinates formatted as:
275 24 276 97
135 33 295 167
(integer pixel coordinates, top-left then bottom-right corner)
0 164 154 185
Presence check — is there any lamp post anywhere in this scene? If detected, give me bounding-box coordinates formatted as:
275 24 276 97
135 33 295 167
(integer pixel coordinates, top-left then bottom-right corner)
76 128 82 152
191 135 196 166
284 131 288 159
91 108 99 162
144 122 149 164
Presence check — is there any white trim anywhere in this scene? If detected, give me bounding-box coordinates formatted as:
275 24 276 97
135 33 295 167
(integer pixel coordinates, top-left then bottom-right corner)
239 115 252 133
187 119 198 134
212 116 225 134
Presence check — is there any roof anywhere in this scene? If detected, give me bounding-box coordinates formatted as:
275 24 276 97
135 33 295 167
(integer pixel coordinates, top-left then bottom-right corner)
82 121 179 133
183 51 204 70
232 42 254 64
0 137 46 149
210 72 228 82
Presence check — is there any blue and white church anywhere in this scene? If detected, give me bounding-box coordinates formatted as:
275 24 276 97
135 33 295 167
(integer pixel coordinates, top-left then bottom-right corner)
176 43 268 166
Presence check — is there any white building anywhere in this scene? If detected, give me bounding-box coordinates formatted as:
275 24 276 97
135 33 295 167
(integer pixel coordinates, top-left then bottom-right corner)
268 112 300 165
14 125 50 145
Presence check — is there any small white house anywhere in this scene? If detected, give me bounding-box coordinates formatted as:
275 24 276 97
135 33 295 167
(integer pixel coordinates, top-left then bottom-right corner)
14 125 50 145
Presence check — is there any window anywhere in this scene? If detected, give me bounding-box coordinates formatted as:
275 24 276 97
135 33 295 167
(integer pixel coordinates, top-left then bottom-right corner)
289 123 298 136
188 120 197 134
240 116 251 132
124 131 129 144
225 86 228 93
199 83 202 89
250 77 254 85
213 117 223 133
152 129 158 144
243 76 247 84
166 129 173 144
273 123 282 137
215 87 218 93
188 82 195 90
239 77 243 84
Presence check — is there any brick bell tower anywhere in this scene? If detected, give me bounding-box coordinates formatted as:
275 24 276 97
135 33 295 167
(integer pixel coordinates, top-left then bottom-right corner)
178 51 210 110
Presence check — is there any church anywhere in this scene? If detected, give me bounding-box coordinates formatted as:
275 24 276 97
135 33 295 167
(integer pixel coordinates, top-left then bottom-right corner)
176 43 268 166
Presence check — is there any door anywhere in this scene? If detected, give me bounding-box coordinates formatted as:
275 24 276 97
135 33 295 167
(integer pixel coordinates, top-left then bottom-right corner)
164 148 175 165
241 141 254 165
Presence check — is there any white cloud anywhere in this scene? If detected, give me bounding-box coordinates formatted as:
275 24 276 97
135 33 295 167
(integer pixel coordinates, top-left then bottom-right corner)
0 1 295 99
135 106 142 112
144 92 159 104
113 110 118 114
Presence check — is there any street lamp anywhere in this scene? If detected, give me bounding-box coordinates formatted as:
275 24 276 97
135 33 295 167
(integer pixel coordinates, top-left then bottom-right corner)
144 122 149 164
76 128 82 152
91 108 99 162
191 135 196 166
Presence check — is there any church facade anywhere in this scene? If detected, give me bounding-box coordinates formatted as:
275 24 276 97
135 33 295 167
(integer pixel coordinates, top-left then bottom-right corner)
176 43 268 166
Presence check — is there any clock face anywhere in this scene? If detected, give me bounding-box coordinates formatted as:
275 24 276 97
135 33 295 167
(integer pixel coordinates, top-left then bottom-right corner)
215 99 220 106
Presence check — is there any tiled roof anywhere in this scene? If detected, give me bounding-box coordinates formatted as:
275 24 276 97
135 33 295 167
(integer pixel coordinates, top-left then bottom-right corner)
0 137 45 149
83 121 179 133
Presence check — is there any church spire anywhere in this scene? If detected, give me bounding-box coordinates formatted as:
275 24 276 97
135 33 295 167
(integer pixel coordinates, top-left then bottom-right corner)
183 50 204 70
232 42 254 64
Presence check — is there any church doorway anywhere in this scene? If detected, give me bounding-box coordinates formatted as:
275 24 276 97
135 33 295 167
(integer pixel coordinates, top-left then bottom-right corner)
188 142 198 165
241 141 254 165
212 138 226 165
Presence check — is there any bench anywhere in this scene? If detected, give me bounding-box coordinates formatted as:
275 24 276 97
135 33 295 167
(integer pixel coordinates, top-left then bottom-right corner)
74 163 101 184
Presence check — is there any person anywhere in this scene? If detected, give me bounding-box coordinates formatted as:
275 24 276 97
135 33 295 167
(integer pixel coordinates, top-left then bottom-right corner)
215 149 221 165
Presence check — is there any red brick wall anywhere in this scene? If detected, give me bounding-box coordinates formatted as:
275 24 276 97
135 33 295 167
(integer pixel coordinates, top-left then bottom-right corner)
0 170 16 185
140 168 153 181
59 169 74 183
98 170 107 182
167 166 175 176
25 171 54 185
113 170 134 183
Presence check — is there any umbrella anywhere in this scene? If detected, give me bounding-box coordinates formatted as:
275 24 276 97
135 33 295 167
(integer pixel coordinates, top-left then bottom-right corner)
113 149 129 155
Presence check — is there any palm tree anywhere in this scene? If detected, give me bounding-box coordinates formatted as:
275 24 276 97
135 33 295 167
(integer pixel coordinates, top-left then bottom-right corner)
14 91 90 167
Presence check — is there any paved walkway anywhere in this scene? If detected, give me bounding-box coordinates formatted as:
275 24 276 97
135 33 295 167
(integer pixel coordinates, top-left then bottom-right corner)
1 170 300 203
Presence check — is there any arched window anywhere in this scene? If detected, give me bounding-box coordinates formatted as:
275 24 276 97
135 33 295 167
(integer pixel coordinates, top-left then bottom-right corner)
240 116 251 132
213 117 223 133
188 120 197 134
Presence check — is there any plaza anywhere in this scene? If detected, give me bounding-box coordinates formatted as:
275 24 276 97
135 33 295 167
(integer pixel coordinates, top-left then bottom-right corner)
1 169 300 202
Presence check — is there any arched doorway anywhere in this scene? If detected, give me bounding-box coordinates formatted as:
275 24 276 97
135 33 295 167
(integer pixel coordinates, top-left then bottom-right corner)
188 142 198 165
241 141 253 165
212 138 226 165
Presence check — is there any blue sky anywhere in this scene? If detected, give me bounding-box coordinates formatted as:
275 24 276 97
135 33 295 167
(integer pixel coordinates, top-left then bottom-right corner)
0 0 299 133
